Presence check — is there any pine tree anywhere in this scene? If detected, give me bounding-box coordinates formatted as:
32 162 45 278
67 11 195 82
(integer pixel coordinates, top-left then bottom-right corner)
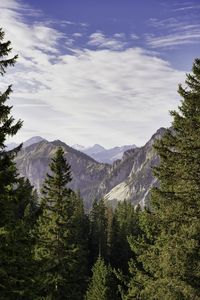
35 147 88 299
0 27 21 225
110 201 141 273
124 208 158 299
85 256 120 300
88 199 109 267
0 180 39 300
126 58 200 299
0 28 37 299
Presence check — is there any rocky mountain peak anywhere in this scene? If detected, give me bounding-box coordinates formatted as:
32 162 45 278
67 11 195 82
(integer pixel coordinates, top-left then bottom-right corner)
23 136 46 148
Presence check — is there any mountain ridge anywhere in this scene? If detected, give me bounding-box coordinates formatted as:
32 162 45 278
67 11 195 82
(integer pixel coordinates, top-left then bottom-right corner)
78 144 137 163
14 128 166 209
8 137 135 164
105 127 165 207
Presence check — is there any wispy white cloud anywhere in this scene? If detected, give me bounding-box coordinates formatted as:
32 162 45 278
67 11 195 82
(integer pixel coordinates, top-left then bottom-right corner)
88 31 127 50
130 33 139 40
172 0 200 12
148 17 181 29
174 5 200 11
0 0 186 147
0 1 64 64
147 30 200 48
113 33 125 39
60 20 76 26
73 32 83 38
80 22 89 27
147 15 200 48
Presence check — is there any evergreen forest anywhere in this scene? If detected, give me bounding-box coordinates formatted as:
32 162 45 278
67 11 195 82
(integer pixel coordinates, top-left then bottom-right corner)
1 28 200 299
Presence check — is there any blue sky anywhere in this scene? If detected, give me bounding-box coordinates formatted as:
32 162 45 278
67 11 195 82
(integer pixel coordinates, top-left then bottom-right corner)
1 0 200 147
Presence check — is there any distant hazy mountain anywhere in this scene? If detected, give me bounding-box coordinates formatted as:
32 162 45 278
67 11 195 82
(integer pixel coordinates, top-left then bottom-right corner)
72 144 136 163
72 144 86 151
14 128 166 209
84 144 106 155
23 136 46 148
6 136 46 151
85 145 136 163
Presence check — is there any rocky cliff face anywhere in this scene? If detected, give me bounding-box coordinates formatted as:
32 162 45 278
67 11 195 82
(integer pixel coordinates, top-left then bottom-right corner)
105 128 165 207
14 128 166 209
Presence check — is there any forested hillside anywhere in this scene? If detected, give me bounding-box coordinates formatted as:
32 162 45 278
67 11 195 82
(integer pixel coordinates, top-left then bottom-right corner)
1 28 200 299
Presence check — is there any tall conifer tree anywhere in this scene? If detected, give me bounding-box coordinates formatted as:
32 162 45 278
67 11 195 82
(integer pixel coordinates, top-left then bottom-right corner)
0 28 20 224
126 58 200 299
35 147 88 299
0 28 37 299
86 256 120 300
111 201 140 273
88 199 109 267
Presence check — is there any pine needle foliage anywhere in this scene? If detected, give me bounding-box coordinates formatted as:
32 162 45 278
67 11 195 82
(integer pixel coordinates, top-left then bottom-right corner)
0 28 36 299
86 256 120 300
35 147 88 299
126 58 200 299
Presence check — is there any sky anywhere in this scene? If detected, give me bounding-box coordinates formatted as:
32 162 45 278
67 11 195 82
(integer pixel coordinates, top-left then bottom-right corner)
1 0 200 148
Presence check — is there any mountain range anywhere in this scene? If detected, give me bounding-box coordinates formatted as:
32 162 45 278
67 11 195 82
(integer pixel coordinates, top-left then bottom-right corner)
72 143 136 163
7 137 136 164
13 128 165 210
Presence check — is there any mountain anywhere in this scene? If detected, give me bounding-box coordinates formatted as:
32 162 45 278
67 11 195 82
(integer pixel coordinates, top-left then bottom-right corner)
23 136 46 148
105 128 165 207
85 145 136 163
14 128 166 209
83 144 106 155
72 144 86 151
6 136 46 151
72 143 136 164
15 140 110 210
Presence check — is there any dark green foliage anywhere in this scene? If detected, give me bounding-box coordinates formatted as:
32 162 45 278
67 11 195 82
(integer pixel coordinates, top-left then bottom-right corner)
105 204 114 260
35 147 88 299
123 208 158 299
0 28 20 149
88 199 109 267
125 58 200 299
0 27 22 226
41 147 72 201
0 28 38 299
0 29 17 76
110 201 141 273
86 256 120 300
0 180 39 300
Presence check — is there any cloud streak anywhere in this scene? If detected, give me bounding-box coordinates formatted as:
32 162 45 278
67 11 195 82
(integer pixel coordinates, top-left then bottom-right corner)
147 2 200 49
147 29 200 48
88 31 127 50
